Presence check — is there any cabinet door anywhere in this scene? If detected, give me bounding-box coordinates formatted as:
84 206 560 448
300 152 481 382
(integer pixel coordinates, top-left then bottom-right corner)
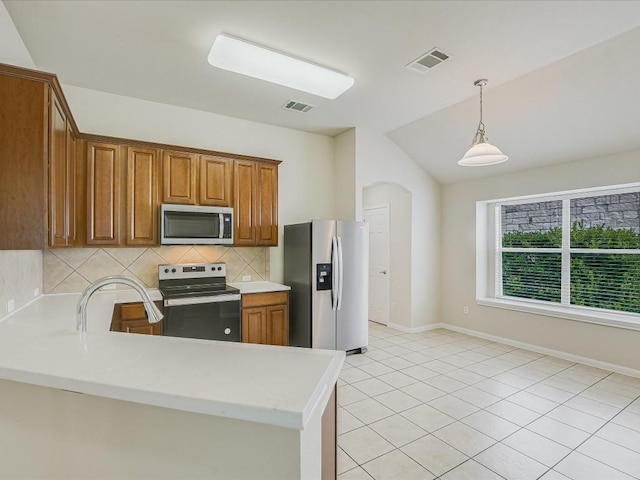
256 163 278 246
126 146 159 245
86 142 122 245
0 75 47 250
200 155 233 206
233 160 257 245
266 304 289 346
242 307 266 344
48 91 69 247
121 320 159 335
111 302 163 335
162 150 197 205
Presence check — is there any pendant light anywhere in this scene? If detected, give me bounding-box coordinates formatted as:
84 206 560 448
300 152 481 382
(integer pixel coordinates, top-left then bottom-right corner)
458 79 508 166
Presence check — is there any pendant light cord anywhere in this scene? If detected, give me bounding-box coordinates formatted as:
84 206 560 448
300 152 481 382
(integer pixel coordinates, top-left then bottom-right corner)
472 81 487 145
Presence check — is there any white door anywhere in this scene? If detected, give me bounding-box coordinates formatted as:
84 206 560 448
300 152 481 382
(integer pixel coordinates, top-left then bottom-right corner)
363 206 390 325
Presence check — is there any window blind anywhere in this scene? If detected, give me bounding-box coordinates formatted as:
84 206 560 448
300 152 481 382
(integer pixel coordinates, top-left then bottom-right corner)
497 190 640 315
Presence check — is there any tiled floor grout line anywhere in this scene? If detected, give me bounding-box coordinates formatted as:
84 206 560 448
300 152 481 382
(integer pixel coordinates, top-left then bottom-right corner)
340 326 640 479
540 388 640 480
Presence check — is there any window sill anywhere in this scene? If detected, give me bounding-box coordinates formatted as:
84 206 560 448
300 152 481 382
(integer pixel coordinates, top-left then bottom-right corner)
477 297 640 332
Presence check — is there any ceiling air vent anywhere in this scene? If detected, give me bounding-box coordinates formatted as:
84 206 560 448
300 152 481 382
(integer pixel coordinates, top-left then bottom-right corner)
282 100 315 113
406 48 452 73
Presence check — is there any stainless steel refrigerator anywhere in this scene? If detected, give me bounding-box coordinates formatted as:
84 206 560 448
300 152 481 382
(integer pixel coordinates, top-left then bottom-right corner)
284 220 368 353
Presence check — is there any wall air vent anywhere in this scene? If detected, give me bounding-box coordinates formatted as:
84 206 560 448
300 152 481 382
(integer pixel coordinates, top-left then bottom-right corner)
282 100 315 113
406 48 452 73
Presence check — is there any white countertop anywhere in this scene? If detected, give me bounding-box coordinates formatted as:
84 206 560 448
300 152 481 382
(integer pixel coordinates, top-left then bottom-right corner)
229 281 291 294
0 291 343 430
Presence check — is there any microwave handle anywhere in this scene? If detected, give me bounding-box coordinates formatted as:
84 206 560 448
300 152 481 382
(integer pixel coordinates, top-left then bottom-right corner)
219 214 224 239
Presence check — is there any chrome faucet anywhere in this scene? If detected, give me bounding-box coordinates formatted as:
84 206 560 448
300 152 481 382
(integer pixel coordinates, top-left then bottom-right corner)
76 275 163 332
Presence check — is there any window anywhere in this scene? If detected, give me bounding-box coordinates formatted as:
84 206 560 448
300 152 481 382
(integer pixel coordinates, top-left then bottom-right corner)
477 183 640 329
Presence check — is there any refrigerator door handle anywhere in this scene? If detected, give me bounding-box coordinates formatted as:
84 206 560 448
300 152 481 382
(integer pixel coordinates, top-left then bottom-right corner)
337 236 344 311
331 236 339 311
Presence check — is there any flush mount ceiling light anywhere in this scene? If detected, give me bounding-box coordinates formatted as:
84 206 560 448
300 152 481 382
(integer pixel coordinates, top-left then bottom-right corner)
207 33 354 100
458 79 508 167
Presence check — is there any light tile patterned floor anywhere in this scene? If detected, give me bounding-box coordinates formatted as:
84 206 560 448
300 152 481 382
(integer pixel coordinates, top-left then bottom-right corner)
337 323 640 480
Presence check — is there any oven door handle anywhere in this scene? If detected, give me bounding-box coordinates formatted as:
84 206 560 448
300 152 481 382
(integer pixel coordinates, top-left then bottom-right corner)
164 294 241 307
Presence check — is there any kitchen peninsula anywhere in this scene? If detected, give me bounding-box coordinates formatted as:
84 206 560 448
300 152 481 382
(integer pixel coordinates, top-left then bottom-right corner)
0 290 343 479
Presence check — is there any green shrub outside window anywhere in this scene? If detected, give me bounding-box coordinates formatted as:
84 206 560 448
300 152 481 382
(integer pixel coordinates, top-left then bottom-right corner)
502 223 640 314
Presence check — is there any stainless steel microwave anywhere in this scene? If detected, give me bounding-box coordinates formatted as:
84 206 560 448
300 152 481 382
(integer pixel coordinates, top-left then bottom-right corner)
160 204 234 245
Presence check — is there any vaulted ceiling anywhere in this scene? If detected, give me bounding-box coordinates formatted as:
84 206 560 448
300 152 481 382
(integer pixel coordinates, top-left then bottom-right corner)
6 0 640 183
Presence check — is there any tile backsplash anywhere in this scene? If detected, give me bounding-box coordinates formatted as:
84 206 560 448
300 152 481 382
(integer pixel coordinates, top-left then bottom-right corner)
43 246 269 294
0 250 42 319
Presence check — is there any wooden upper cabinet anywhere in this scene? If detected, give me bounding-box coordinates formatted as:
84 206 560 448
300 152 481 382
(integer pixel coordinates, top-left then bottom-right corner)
0 74 47 250
199 155 233 207
66 129 78 246
162 150 197 205
48 91 69 247
86 142 122 245
256 163 278 246
233 160 279 247
126 147 159 246
233 160 257 245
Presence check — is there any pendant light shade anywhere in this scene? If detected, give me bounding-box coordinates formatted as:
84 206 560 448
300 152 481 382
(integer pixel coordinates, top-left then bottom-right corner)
459 141 508 166
458 79 508 167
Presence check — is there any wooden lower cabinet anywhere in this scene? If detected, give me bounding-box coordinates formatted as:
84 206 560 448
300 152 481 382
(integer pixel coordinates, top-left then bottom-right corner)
322 386 337 480
241 291 289 346
111 301 163 335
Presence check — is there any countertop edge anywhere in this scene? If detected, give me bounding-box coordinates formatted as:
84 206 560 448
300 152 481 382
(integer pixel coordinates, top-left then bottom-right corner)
0 352 342 430
228 281 291 294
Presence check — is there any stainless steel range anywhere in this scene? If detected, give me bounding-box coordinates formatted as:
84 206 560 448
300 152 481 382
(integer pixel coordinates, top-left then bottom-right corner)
158 263 241 341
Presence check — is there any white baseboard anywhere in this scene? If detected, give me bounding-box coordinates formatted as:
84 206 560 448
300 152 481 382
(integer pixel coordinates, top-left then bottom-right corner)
384 321 640 378
386 322 433 334
439 323 640 379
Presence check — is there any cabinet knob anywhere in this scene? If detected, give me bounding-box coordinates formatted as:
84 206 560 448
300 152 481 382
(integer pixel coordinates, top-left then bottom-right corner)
224 328 231 335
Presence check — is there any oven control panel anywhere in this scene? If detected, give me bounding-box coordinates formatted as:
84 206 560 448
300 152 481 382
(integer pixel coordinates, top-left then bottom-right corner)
159 262 226 280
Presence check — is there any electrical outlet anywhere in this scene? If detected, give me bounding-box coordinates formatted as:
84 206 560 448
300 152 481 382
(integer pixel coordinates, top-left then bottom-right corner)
33 287 40 297
7 299 15 313
242 275 252 282
463 306 469 315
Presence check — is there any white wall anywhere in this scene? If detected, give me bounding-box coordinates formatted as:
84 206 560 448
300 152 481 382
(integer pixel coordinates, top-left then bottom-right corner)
441 149 640 370
0 1 41 319
0 1 35 69
355 127 440 329
62 86 335 283
0 251 42 319
363 184 412 327
334 129 356 220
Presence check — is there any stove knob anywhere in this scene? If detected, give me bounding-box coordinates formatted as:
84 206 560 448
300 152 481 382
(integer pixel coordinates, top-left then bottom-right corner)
211 267 215 271
164 268 169 273
217 266 222 271
171 268 176 273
